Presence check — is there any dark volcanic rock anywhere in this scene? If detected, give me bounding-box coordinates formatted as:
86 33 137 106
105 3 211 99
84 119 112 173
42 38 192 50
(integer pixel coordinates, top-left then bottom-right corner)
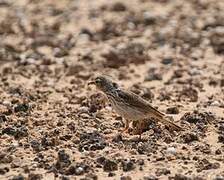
218 135 224 144
209 27 224 55
14 103 29 113
102 43 149 68
111 2 126 12
180 111 215 124
28 173 43 180
121 159 135 172
104 160 118 172
181 132 199 143
161 57 173 65
79 131 107 151
196 159 220 172
96 21 123 41
0 167 9 175
55 150 71 170
2 126 16 136
145 68 162 81
66 163 90 176
2 125 28 139
102 159 118 172
0 114 7 123
178 86 198 102
30 140 42 152
120 176 132 180
166 106 179 114
155 168 171 176
143 175 158 180
11 174 25 180
173 174 191 180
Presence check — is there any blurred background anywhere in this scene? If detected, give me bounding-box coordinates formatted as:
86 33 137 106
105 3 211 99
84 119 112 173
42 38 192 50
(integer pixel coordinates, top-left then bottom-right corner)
0 0 224 179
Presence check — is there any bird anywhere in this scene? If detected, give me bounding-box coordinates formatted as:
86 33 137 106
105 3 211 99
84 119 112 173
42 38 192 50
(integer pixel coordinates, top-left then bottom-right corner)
88 75 182 136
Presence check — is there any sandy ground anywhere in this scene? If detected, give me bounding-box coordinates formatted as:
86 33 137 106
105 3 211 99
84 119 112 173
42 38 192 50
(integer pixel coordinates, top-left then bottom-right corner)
0 0 224 179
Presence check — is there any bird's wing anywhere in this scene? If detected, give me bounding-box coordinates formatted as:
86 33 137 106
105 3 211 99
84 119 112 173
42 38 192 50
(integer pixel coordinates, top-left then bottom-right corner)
116 89 165 119
117 90 182 131
116 89 182 131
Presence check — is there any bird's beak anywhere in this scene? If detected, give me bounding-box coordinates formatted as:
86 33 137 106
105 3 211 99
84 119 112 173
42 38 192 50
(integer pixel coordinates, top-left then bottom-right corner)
87 81 95 85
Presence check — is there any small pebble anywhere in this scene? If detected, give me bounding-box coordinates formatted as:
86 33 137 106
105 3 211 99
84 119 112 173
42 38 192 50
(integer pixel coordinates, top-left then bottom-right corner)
210 101 220 107
166 147 176 155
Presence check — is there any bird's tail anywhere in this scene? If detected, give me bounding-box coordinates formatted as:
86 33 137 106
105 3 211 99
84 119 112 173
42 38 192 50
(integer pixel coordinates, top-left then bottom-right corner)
158 116 182 131
147 106 182 131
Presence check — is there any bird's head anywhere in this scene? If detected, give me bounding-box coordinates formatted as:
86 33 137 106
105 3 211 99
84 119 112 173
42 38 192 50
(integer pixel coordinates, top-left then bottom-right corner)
88 75 118 93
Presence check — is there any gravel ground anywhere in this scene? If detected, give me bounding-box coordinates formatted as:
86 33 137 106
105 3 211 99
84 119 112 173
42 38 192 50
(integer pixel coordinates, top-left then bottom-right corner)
0 0 224 179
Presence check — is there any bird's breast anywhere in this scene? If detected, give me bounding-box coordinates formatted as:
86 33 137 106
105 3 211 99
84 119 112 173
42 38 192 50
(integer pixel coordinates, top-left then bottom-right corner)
110 100 146 121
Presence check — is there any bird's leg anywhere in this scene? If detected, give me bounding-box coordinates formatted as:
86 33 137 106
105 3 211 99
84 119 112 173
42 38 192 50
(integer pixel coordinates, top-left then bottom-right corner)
133 120 144 141
139 134 142 140
121 119 129 133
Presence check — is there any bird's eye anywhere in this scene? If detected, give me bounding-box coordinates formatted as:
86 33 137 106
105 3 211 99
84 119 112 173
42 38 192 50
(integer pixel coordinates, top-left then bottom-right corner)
95 79 101 84
112 82 118 88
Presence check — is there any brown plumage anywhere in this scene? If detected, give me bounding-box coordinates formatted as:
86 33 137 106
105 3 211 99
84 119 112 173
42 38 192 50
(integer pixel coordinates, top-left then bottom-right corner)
118 90 182 131
88 75 182 134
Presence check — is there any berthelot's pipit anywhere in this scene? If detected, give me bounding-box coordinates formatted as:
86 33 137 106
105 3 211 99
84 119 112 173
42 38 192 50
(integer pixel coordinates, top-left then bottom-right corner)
88 75 182 136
